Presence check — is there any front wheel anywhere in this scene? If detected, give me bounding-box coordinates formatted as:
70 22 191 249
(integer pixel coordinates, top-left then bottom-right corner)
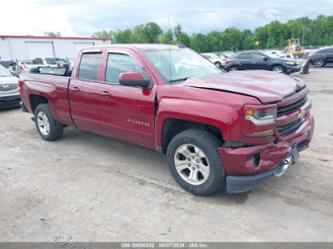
314 58 324 67
35 104 64 141
166 129 225 195
272 65 285 73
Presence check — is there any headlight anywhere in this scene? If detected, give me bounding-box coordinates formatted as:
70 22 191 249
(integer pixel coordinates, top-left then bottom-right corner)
285 61 297 66
244 106 277 125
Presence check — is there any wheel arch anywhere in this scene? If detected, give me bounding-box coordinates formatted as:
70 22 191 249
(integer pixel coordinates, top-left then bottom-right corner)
270 63 286 70
29 94 49 113
159 118 224 153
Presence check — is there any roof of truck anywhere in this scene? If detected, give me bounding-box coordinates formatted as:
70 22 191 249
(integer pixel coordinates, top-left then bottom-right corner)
82 44 185 52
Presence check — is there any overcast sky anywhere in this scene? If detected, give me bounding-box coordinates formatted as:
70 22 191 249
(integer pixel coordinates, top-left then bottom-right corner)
2 0 333 36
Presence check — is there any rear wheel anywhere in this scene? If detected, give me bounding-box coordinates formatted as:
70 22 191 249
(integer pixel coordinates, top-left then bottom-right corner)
272 65 285 73
166 129 225 195
35 104 63 141
314 58 324 67
214 62 222 68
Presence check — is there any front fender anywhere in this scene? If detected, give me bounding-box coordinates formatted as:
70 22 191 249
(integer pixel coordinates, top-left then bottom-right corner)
154 98 243 148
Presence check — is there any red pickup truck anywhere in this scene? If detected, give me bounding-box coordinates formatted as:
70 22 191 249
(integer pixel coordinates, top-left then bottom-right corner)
19 44 314 195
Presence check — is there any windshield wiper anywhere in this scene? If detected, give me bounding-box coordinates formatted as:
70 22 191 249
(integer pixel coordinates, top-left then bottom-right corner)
169 77 189 83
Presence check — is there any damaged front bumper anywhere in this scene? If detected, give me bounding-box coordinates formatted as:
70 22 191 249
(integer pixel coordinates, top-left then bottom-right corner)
219 115 314 194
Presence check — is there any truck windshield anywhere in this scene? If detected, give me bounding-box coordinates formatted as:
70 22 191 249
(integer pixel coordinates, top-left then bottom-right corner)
0 65 12 77
144 48 220 83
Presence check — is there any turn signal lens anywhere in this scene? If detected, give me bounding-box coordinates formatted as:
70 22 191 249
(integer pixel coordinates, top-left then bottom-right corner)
245 109 254 116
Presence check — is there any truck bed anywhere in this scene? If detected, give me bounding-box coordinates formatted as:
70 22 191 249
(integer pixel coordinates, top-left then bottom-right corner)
20 73 73 125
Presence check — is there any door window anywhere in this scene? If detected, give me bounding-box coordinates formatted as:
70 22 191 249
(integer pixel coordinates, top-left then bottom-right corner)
238 53 252 59
105 53 143 84
78 53 101 81
252 54 266 62
32 58 44 64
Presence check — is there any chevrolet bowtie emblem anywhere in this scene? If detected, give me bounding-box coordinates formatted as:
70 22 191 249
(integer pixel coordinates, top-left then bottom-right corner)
298 110 306 120
0 84 10 90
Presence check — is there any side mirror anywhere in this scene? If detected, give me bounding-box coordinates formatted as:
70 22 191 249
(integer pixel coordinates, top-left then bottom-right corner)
119 72 151 88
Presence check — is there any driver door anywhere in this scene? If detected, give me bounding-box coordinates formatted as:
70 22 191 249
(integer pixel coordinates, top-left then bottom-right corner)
252 53 269 70
98 51 157 148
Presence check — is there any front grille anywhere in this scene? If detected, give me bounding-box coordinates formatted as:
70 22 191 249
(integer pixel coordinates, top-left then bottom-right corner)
277 96 307 116
0 84 18 92
278 119 303 135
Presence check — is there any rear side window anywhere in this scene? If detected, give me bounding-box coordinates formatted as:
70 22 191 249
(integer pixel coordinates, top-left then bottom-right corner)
45 58 57 64
105 53 143 84
238 53 252 59
78 53 101 81
318 48 333 54
32 58 43 64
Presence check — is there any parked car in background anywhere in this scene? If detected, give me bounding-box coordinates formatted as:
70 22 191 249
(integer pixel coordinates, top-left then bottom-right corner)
54 57 71 70
0 64 20 109
308 47 333 67
215 52 231 69
0 60 17 74
30 57 70 71
202 53 223 68
224 51 301 74
264 50 293 59
20 44 314 195
17 60 33 74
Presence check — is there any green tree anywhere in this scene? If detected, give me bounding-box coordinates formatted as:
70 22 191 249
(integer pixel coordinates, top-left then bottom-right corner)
174 24 191 47
190 33 209 52
132 24 147 43
160 29 174 44
92 15 333 51
113 29 133 43
93 30 112 39
144 22 163 43
44 31 61 37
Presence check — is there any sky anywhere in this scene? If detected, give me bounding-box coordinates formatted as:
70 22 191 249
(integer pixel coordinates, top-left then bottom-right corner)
1 0 333 37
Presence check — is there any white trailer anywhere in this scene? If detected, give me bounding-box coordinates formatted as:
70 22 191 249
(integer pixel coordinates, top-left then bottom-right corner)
0 35 112 61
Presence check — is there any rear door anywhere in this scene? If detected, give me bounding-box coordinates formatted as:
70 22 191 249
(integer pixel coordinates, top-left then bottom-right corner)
98 50 156 148
325 48 333 63
252 53 269 70
68 52 104 134
237 53 254 69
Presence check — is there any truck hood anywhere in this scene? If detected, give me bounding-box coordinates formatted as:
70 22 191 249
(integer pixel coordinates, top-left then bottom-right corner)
181 70 305 103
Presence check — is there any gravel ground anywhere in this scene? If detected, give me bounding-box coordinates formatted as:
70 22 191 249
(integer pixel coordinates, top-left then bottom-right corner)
0 67 332 242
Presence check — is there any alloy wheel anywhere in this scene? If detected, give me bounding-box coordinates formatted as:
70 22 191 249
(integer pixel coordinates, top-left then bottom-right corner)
174 144 210 185
37 111 50 136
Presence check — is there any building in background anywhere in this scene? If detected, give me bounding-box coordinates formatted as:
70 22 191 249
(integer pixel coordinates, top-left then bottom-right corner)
0 35 112 61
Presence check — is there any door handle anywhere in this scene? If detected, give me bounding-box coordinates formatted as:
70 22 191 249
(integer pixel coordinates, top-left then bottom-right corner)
72 86 80 92
101 90 111 97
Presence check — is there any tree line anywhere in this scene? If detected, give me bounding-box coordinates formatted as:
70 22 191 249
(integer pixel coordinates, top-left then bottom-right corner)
93 15 333 52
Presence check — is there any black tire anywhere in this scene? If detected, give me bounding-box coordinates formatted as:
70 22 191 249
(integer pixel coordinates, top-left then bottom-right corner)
166 129 225 195
34 104 64 141
272 65 285 73
214 62 222 68
229 66 239 72
314 58 325 67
